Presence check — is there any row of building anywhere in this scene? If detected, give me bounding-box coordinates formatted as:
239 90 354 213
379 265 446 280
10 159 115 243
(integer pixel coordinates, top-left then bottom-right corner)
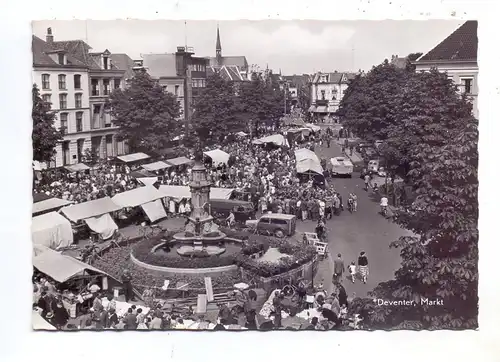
32 21 478 167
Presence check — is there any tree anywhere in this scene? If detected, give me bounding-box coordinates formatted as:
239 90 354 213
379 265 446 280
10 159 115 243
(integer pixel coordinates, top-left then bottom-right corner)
380 69 474 180
354 120 478 330
346 67 479 329
239 73 285 135
32 84 63 163
106 69 181 153
337 60 411 140
405 52 423 71
191 72 245 145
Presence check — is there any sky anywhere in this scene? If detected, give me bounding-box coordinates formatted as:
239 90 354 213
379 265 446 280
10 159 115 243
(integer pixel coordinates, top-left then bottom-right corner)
32 20 462 75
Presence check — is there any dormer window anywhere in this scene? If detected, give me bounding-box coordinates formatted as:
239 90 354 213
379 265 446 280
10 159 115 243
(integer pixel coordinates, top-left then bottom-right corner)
321 90 326 100
58 53 65 65
103 56 109 70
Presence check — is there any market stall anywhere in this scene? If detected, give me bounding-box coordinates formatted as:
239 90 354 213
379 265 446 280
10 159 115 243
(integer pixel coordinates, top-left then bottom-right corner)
64 163 90 173
60 197 121 240
203 149 230 166
294 148 324 176
165 156 194 167
116 152 150 164
32 212 74 250
32 197 73 216
33 245 115 318
158 185 234 202
112 186 167 222
141 161 171 173
252 134 289 147
305 123 321 132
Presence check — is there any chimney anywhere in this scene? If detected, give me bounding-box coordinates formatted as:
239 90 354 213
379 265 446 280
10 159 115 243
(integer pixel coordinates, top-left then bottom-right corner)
46 27 54 44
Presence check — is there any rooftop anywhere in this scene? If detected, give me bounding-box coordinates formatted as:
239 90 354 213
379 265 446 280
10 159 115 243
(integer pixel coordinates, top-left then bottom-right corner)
418 20 477 62
142 53 178 78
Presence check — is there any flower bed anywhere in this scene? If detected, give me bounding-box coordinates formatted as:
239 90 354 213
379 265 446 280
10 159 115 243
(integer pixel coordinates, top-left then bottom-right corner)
132 236 236 269
236 238 317 278
93 244 241 298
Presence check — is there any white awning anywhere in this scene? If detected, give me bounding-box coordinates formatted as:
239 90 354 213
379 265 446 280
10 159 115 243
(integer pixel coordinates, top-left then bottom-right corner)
252 134 289 147
64 163 90 172
32 212 74 250
142 161 171 172
116 152 150 163
32 198 72 215
235 131 248 137
32 245 108 283
305 123 321 132
60 197 121 222
314 106 328 113
158 185 234 201
203 149 230 165
111 186 164 208
294 148 323 175
166 156 194 166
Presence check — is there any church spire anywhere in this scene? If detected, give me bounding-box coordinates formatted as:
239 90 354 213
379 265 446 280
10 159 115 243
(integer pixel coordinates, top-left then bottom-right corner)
216 24 222 66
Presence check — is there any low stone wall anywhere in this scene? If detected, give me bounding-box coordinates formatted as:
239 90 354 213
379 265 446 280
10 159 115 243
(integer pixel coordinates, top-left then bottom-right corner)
240 256 319 292
130 252 238 277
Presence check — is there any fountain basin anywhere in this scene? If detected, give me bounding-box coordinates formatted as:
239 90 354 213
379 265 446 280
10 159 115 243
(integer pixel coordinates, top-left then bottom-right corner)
176 245 226 257
172 231 227 244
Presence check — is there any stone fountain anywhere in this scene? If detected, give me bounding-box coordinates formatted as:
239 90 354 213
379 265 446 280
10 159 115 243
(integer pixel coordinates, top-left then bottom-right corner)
172 148 226 255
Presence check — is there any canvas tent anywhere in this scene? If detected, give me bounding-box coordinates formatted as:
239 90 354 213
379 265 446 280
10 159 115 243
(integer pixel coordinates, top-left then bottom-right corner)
32 212 73 250
116 152 150 163
64 163 90 173
158 185 234 202
33 192 52 203
166 156 194 167
137 177 159 187
33 245 110 284
142 161 171 172
112 186 167 222
32 197 72 215
84 213 118 240
203 149 230 165
294 148 324 175
60 197 121 222
252 134 289 147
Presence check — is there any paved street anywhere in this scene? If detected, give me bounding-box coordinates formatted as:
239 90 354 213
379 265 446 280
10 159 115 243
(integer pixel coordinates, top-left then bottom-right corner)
295 136 413 298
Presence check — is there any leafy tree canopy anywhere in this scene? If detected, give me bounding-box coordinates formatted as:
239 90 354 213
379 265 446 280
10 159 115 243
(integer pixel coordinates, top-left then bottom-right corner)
32 84 63 163
191 72 245 145
106 69 181 152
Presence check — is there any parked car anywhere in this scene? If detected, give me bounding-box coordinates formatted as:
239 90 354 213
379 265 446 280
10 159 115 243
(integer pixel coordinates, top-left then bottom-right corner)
245 213 297 238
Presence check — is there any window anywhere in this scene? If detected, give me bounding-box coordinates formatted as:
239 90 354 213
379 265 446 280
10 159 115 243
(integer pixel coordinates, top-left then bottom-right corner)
93 105 101 129
58 53 65 65
58 74 66 90
270 218 288 225
321 90 325 100
103 79 110 95
42 94 51 104
77 139 84 163
200 79 206 87
59 94 67 109
75 93 82 108
103 56 109 70
41 74 50 90
332 88 338 100
91 79 99 96
74 75 81 89
162 86 168 92
62 141 71 165
461 78 473 94
60 113 68 134
76 112 83 132
114 78 121 89
175 85 180 96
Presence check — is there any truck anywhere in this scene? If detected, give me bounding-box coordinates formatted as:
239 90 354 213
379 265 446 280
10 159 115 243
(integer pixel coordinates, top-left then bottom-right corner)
330 157 354 177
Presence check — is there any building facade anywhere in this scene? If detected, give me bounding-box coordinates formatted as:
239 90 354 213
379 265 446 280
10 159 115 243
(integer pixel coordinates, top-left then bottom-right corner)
33 33 91 167
32 28 131 167
415 21 478 118
309 71 356 120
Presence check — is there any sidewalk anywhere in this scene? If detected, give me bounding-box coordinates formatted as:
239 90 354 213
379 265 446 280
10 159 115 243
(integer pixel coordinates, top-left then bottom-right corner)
335 139 364 164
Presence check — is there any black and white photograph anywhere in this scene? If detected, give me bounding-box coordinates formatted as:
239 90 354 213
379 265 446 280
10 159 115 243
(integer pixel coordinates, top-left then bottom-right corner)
30 18 478 332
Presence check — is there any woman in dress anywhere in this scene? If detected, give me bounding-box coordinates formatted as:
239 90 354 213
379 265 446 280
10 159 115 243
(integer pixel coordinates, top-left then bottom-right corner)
358 251 369 284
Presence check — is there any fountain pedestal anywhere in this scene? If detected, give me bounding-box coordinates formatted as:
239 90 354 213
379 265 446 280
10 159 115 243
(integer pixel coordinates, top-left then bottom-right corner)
172 158 226 246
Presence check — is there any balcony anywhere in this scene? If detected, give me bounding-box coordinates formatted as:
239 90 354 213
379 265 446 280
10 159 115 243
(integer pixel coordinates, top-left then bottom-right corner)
315 99 329 106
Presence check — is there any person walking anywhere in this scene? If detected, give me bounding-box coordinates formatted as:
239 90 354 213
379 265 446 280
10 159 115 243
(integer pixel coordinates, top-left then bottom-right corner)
358 252 369 284
348 261 357 283
333 254 345 283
